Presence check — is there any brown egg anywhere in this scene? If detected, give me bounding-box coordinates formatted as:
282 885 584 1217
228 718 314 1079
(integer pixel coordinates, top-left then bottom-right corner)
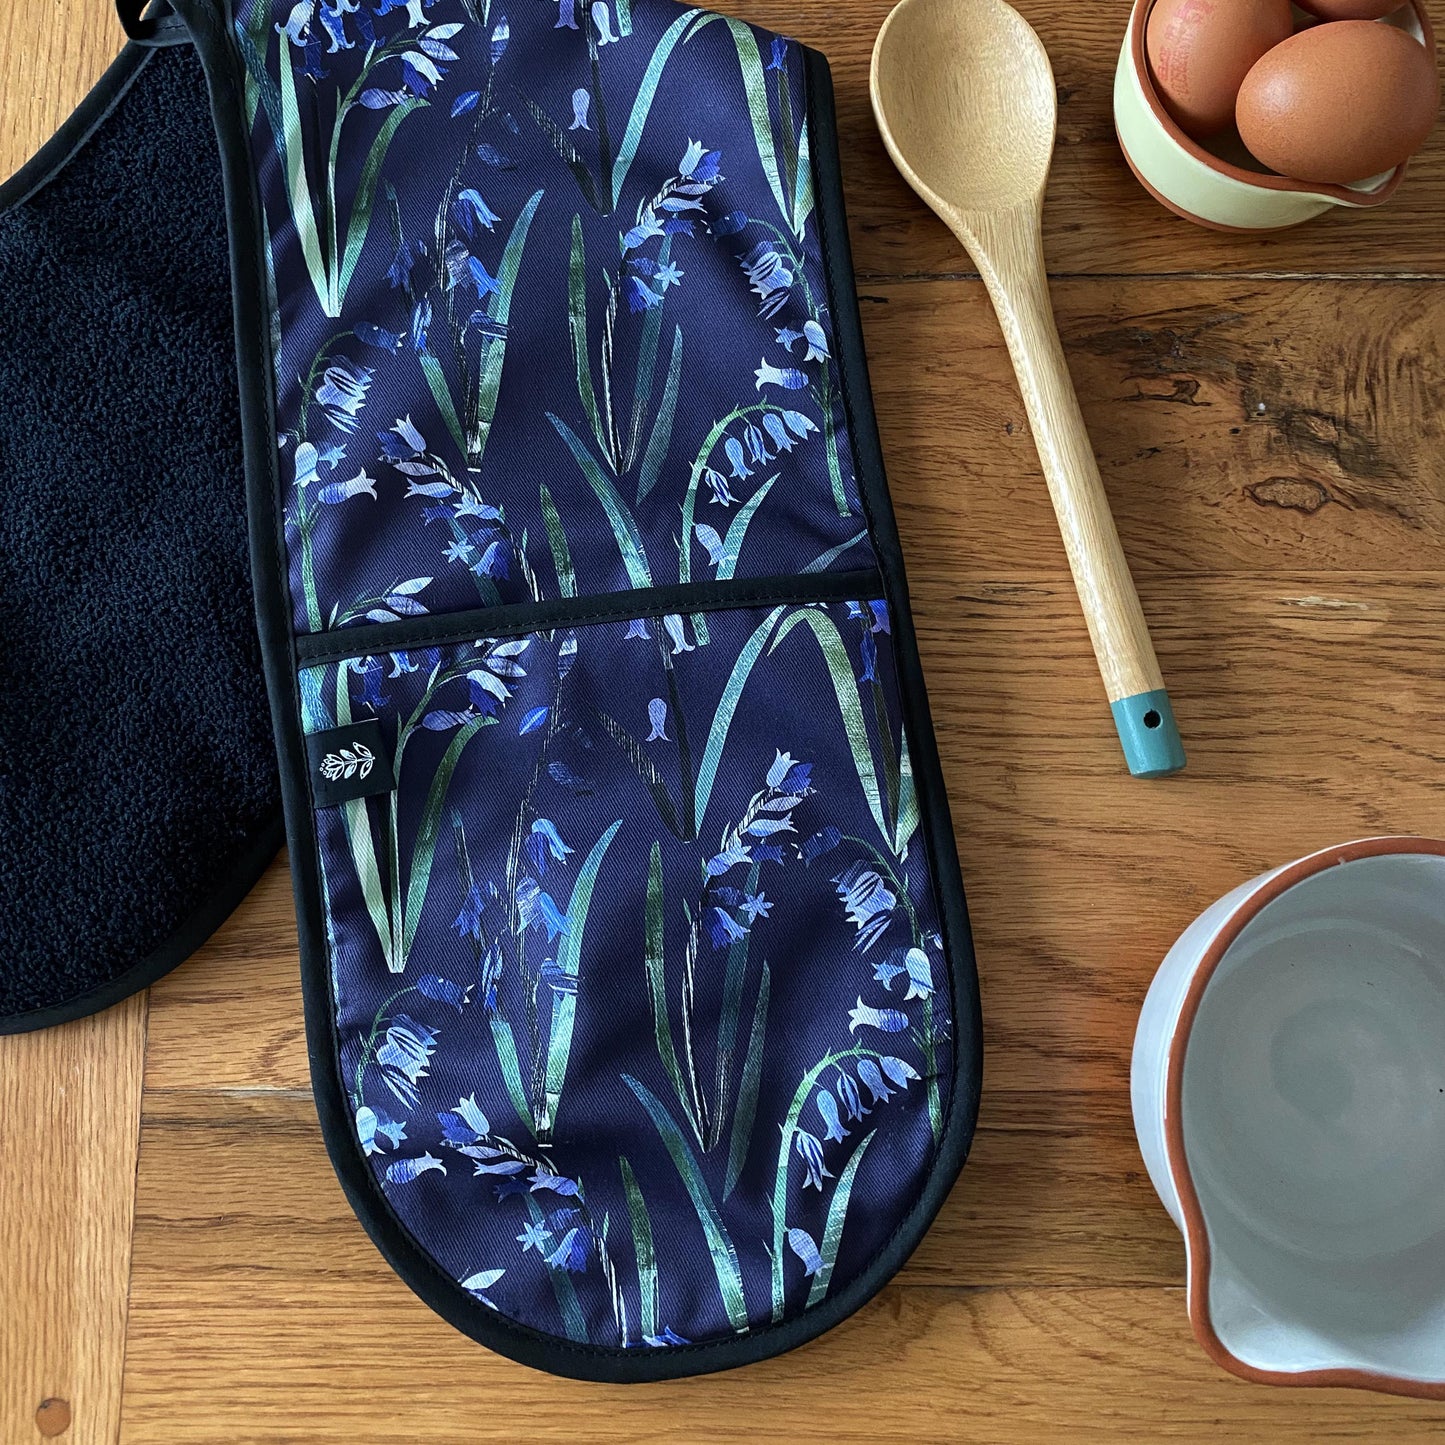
1146 0 1296 139
1295 0 1405 19
1237 21 1440 184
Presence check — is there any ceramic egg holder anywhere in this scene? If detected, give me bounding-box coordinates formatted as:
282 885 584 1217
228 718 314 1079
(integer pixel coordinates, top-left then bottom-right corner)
1115 0 1437 230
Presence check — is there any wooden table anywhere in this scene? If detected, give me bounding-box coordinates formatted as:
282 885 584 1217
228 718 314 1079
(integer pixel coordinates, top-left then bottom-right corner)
2 0 1442 1439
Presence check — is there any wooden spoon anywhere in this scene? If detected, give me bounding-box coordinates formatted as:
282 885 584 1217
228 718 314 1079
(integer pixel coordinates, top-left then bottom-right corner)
871 0 1185 778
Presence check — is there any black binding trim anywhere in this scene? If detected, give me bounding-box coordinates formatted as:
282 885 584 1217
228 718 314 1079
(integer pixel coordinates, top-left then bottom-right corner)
176 0 981 1381
296 569 885 666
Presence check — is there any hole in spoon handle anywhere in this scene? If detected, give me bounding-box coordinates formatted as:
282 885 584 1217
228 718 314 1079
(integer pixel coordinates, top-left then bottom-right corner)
1111 690 1186 778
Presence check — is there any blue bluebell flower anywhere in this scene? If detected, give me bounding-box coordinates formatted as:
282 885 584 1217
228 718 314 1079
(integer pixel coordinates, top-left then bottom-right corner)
662 614 694 655
711 210 748 236
401 59 435 97
591 1 618 43
355 1104 384 1155
767 750 800 790
705 838 752 879
292 441 320 490
769 35 789 69
794 1129 833 1190
761 412 796 453
787 1227 824 1276
624 618 651 640
678 140 722 182
755 358 810 392
569 86 591 129
354 322 404 353
857 1057 895 1103
451 89 482 117
440 1094 490 1143
470 1150 528 1177
741 243 795 317
384 1152 446 1184
453 188 500 237
694 524 733 571
376 1015 437 1107
835 862 898 950
902 946 934 1000
316 442 346 469
837 1069 869 1121
525 819 573 877
416 973 469 1012
775 325 805 351
741 892 771 922
356 655 389 710
782 409 818 440
873 952 908 989
643 1327 691 1347
817 1089 848 1143
744 422 772 465
545 1227 590 1273
848 997 910 1035
516 1221 550 1253
453 884 486 942
379 414 426 460
880 1056 922 1089
315 360 373 433
707 906 748 950
723 436 752 480
299 40 329 82
802 318 831 361
622 215 666 251
531 1169 581 1197
387 236 427 295
647 698 669 741
870 600 892 633
800 825 842 866
555 0 579 28
704 467 736 506
627 276 666 313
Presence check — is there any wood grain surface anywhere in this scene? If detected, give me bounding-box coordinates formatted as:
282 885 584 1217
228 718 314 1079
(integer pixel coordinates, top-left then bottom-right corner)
1 0 1442 1440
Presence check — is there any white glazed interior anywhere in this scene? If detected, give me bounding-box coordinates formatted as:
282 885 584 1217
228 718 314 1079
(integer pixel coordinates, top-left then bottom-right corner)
1182 852 1445 1381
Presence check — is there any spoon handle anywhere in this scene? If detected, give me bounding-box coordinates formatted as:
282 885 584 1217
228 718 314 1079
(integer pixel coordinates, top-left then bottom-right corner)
968 208 1184 778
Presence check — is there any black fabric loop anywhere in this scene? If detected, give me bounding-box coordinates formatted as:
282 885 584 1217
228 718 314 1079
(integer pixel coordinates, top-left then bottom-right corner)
116 0 191 47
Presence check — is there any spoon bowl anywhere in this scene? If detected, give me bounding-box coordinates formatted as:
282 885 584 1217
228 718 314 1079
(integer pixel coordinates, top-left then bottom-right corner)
871 0 1187 779
872 0 1056 223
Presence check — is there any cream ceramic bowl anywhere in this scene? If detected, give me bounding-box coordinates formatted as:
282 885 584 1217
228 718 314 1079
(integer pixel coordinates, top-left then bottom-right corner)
1115 0 1436 230
1133 837 1445 1396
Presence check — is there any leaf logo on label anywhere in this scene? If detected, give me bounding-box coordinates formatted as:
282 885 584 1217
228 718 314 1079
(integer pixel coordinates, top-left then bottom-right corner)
320 742 375 782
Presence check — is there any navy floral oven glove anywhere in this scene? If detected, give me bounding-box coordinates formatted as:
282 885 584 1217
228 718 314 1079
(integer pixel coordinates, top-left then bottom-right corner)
148 0 982 1379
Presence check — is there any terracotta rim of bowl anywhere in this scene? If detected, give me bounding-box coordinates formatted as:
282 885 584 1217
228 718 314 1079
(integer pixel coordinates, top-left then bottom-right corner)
1130 0 1436 207
1164 834 1445 1398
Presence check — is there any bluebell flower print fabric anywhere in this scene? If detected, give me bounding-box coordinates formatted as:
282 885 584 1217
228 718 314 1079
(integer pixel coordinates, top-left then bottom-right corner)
168 0 980 1379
